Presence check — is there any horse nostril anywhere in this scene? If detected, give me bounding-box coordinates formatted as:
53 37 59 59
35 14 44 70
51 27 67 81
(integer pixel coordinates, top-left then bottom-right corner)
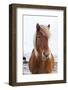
45 54 49 57
43 52 49 57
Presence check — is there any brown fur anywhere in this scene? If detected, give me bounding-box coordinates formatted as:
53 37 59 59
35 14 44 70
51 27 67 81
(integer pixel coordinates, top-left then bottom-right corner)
29 49 54 74
29 24 55 74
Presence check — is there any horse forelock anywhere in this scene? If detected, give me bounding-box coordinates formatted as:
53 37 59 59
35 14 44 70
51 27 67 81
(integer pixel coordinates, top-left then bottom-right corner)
40 25 50 38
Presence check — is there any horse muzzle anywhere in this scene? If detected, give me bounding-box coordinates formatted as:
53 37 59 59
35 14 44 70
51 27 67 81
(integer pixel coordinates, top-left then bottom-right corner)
42 52 49 60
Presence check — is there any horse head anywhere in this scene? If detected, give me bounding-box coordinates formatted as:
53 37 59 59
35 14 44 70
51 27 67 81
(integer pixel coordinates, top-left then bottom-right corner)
35 23 50 59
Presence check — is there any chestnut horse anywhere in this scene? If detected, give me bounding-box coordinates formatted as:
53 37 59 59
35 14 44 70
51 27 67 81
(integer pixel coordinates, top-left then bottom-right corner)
29 23 55 74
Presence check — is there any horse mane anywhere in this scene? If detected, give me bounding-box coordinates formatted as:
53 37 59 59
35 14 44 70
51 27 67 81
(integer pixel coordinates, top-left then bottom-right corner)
33 31 38 57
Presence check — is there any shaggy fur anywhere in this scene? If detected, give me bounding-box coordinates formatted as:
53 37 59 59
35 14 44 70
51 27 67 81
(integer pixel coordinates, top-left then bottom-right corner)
29 23 55 74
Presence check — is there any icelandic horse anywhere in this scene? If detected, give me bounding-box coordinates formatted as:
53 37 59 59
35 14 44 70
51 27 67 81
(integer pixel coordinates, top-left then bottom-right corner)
29 23 55 74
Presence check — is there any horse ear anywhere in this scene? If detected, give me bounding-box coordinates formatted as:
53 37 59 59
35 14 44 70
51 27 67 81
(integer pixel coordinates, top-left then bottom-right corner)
36 23 40 31
48 24 50 28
